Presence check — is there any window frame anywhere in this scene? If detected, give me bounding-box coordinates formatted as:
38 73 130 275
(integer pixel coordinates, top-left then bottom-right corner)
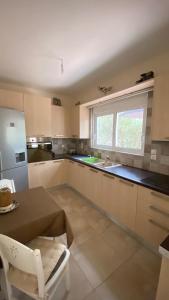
91 93 148 156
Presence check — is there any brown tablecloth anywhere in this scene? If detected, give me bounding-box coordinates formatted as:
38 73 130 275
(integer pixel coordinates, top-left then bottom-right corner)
0 187 73 247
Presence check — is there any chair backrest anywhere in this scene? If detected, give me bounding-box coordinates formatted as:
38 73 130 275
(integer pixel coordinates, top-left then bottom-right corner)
0 179 16 193
0 234 45 297
0 234 39 275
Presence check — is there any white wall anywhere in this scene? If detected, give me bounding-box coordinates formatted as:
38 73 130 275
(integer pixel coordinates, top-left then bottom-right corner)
75 50 169 103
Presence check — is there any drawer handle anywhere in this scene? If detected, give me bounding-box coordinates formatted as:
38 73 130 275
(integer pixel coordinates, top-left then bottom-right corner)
35 162 46 165
151 191 169 201
149 219 169 232
53 160 62 163
103 173 115 180
78 164 85 168
119 179 134 187
89 168 98 173
149 205 169 218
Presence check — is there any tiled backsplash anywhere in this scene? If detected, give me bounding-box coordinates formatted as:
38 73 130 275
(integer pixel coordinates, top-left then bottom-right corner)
52 92 169 175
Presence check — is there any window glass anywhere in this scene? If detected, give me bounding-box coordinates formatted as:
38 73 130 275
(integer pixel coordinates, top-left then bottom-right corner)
96 114 113 147
91 93 147 155
116 109 144 150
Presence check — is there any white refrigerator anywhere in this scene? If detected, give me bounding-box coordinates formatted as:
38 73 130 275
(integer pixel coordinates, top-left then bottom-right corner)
0 107 28 191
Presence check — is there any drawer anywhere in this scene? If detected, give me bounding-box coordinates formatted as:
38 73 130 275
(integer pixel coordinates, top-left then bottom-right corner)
137 186 169 215
136 186 169 247
148 204 169 228
136 212 169 247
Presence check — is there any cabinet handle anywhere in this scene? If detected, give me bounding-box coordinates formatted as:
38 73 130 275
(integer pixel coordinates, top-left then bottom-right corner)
53 160 62 163
149 219 169 232
34 162 46 166
89 168 98 173
149 205 169 218
119 179 134 187
151 191 169 202
78 164 85 168
103 173 115 180
54 135 65 137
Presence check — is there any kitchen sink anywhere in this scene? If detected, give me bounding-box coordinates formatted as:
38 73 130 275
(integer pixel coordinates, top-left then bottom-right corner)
78 156 121 169
95 161 121 169
79 156 104 164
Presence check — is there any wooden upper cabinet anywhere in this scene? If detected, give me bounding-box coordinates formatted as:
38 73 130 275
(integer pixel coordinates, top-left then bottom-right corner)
51 105 70 138
0 89 24 111
71 105 89 139
151 75 169 141
24 94 51 137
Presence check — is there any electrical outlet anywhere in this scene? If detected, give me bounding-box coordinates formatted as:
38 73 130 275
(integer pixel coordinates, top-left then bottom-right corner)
151 154 157 160
151 149 157 155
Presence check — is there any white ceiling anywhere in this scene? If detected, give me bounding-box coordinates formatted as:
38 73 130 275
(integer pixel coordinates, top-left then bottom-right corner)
0 0 169 95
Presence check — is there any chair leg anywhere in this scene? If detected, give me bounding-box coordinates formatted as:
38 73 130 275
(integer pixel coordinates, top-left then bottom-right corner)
4 281 13 300
65 263 70 292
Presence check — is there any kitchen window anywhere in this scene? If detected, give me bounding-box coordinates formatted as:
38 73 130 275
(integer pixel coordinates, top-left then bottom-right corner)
91 93 148 155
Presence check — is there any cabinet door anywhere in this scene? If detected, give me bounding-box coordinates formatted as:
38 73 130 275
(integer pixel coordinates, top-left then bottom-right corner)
135 186 169 247
71 105 89 139
100 173 118 215
0 89 24 111
28 162 47 188
87 168 102 205
151 75 169 140
24 94 51 137
74 163 89 196
67 160 78 189
51 106 70 138
115 179 137 230
45 160 67 188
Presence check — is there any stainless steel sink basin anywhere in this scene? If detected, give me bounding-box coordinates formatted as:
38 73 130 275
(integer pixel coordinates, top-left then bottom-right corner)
94 161 121 169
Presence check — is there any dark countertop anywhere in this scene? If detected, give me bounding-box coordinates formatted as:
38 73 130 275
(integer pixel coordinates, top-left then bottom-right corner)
160 235 169 254
69 155 169 196
28 153 169 196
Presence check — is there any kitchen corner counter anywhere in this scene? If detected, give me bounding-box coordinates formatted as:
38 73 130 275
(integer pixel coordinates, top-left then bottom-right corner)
69 155 169 196
160 235 169 256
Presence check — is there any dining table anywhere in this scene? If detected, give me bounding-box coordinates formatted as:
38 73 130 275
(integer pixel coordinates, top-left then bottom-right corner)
0 186 74 250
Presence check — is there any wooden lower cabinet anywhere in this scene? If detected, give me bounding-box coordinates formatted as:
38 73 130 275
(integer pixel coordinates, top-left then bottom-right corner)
67 160 79 190
86 167 102 205
135 186 169 247
115 178 137 230
29 159 169 249
28 159 67 189
100 172 118 214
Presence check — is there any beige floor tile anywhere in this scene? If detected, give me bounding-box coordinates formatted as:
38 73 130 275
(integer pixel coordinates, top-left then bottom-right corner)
84 289 102 300
95 247 161 300
73 235 138 289
55 255 93 300
48 186 161 300
101 223 141 258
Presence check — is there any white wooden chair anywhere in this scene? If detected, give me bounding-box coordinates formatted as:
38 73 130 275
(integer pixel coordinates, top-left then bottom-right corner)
0 234 70 300
0 179 15 193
